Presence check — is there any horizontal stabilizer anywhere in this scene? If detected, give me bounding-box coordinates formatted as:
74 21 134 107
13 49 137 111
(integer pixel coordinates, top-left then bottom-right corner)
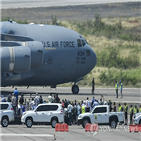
0 41 21 46
1 33 34 41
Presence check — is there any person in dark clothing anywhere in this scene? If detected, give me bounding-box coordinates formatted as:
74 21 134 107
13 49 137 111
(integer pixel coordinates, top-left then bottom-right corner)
115 81 118 98
92 78 95 94
130 105 133 124
19 94 24 105
64 110 69 125
54 94 60 103
39 95 43 104
72 103 77 124
113 102 116 112
64 99 68 108
124 103 128 125
108 99 112 112
7 93 12 102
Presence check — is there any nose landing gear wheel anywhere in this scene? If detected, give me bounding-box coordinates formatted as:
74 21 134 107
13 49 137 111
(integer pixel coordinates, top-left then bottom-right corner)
72 85 79 94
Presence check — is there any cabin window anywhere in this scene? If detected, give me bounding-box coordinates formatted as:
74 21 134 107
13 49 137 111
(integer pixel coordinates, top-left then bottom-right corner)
82 40 86 46
77 39 82 47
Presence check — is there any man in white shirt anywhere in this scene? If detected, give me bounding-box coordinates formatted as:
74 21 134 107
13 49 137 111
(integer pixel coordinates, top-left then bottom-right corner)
67 102 73 125
34 93 40 106
48 94 53 103
86 97 91 112
29 98 35 110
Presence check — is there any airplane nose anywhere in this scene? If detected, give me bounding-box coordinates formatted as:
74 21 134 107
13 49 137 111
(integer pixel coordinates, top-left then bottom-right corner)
91 50 97 69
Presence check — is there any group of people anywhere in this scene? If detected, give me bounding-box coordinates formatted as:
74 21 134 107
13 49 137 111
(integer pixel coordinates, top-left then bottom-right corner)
117 103 141 125
3 88 26 116
1 88 141 126
91 79 123 99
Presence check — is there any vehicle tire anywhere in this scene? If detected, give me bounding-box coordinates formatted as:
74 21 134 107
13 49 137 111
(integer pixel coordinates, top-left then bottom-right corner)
51 117 58 128
139 120 141 124
110 118 117 129
1 116 9 127
72 85 79 94
25 117 33 128
82 119 89 128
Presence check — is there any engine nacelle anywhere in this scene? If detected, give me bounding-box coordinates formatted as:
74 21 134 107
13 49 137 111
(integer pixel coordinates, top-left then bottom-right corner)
1 46 31 73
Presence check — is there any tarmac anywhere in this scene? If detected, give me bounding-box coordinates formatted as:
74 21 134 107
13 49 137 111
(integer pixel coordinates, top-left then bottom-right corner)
1 124 141 141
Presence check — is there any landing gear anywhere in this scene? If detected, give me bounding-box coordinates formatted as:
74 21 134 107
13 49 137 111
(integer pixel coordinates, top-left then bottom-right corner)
72 85 79 94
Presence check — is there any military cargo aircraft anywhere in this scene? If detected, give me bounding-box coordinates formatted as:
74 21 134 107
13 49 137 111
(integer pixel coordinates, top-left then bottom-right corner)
0 20 97 94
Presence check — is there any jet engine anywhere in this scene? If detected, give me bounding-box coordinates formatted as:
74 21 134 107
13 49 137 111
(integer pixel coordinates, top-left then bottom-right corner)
1 41 44 73
1 46 31 73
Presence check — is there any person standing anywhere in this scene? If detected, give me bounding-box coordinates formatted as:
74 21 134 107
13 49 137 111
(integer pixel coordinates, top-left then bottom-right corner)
21 103 26 115
115 81 118 98
64 99 68 108
91 97 95 108
99 95 104 105
19 94 24 105
120 81 123 98
118 103 123 112
72 103 77 124
48 94 53 103
14 88 19 107
54 94 60 103
39 95 43 104
124 103 128 125
134 105 139 115
81 102 86 114
29 98 35 110
108 99 112 112
139 105 141 113
1 95 6 102
67 102 73 125
34 93 40 107
7 93 12 102
85 97 90 112
12 94 17 116
113 102 116 112
130 105 133 124
91 78 95 94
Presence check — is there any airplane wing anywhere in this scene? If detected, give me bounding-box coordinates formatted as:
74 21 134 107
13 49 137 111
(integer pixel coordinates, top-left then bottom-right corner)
1 33 34 41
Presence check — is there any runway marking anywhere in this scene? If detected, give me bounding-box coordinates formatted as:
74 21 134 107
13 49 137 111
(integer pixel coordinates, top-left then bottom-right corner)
0 133 53 137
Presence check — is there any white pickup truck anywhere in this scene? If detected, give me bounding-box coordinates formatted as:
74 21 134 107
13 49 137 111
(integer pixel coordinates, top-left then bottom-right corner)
78 105 124 128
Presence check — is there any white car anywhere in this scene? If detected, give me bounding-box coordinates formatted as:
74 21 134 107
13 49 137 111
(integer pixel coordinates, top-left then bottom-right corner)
0 102 15 127
21 103 64 128
133 112 141 124
78 105 124 128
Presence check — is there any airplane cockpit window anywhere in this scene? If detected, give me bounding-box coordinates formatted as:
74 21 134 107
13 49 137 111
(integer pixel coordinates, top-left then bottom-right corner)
82 40 86 46
77 39 82 47
85 39 89 45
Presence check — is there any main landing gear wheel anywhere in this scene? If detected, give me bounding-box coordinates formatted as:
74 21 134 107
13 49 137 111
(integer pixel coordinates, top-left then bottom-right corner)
72 85 79 94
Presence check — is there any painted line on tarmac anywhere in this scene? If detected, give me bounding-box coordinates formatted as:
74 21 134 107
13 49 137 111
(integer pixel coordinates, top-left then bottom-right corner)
0 133 53 137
